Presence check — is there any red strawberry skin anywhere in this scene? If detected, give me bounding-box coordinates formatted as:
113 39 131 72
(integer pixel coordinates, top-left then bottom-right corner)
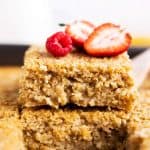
84 23 132 57
65 20 95 47
46 32 73 57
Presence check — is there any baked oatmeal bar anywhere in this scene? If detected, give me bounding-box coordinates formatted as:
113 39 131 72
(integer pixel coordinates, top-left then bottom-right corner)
126 72 150 150
0 66 21 117
0 118 25 150
21 106 129 150
20 98 150 150
0 67 21 106
0 105 25 150
126 100 150 150
0 67 25 149
0 114 25 150
19 46 137 110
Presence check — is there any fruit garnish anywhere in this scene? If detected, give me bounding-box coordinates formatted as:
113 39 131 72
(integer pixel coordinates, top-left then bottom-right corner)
84 23 132 57
65 20 95 47
46 32 73 57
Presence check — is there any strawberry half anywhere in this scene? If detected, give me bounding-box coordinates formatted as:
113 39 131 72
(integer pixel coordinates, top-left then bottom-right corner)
65 20 95 47
84 23 132 57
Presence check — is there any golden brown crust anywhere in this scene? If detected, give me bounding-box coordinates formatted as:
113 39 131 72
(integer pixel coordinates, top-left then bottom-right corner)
24 46 132 73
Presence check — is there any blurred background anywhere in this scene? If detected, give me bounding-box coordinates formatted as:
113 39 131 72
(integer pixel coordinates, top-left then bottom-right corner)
0 0 150 65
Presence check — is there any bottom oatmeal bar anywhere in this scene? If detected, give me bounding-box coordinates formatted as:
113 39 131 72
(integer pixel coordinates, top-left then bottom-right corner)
21 107 129 150
21 99 150 150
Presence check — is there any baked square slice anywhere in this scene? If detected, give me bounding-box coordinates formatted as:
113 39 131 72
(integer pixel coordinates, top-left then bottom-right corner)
126 100 150 150
0 67 25 149
0 106 25 150
0 117 25 150
126 71 150 150
19 46 137 111
21 106 129 150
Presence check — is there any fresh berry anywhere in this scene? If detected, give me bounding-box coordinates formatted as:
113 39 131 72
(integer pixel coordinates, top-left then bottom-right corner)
84 23 132 57
65 20 95 47
46 32 73 57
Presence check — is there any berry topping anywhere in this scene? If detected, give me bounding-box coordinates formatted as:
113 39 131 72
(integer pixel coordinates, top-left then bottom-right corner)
84 23 132 57
65 20 95 47
46 32 73 57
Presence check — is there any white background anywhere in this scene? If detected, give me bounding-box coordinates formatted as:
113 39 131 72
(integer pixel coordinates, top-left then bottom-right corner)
0 0 150 44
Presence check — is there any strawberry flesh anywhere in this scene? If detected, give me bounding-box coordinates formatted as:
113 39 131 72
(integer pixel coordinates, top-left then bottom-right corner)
84 23 132 57
65 20 95 47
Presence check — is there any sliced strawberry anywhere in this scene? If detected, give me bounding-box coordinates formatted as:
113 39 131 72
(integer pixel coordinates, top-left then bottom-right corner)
65 20 95 47
84 23 132 57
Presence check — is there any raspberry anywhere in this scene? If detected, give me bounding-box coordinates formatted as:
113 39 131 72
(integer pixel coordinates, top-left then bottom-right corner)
46 32 73 57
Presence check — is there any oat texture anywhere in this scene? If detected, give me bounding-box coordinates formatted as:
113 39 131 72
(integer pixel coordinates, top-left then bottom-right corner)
19 46 137 111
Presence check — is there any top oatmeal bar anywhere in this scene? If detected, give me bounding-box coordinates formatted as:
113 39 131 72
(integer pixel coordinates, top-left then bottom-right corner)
19 46 137 110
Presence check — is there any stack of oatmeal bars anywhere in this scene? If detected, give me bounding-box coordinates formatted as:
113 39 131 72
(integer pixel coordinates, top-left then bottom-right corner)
18 46 138 150
0 49 149 150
